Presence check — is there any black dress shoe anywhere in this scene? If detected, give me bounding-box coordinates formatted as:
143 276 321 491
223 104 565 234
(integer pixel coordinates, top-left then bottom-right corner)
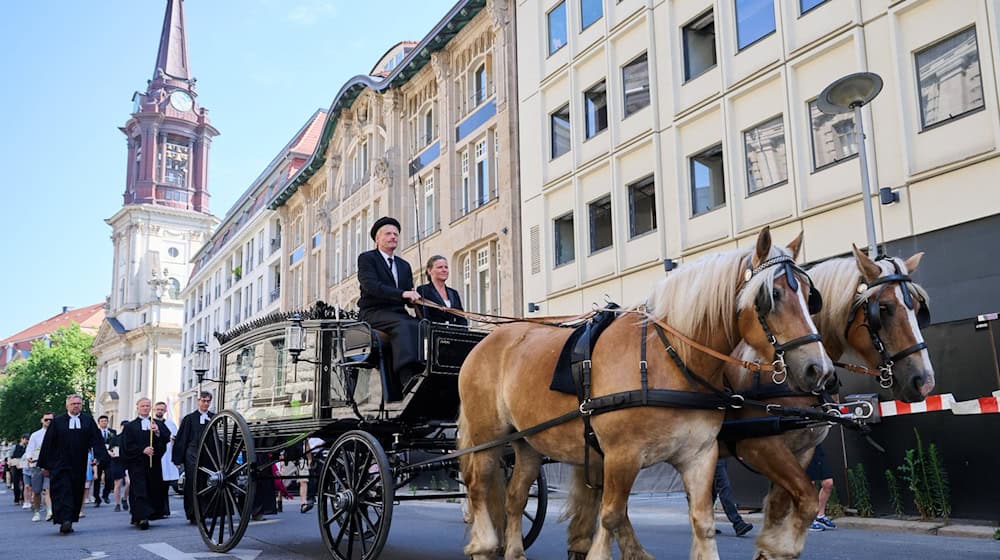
103 496 111 504
735 521 754 537
138 520 150 530
59 522 74 534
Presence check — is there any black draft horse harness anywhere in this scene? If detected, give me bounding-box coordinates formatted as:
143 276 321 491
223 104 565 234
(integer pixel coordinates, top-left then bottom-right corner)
840 257 931 388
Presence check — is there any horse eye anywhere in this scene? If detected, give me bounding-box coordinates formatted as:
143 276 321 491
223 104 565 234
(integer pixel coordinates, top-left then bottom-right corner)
772 288 781 301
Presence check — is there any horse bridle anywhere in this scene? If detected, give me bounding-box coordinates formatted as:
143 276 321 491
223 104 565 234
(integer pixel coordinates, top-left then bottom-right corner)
744 255 824 385
844 257 931 388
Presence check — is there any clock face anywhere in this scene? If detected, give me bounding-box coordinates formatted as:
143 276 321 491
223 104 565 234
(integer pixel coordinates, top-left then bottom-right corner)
170 90 193 112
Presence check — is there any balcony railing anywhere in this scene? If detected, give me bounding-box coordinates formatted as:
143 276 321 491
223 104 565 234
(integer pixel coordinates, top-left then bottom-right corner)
461 82 495 117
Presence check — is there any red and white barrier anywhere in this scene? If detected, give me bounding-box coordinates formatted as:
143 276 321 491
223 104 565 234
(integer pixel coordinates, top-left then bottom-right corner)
878 390 1000 418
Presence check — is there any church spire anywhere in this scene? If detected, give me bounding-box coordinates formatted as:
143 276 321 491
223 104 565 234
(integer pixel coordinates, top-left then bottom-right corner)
152 0 191 88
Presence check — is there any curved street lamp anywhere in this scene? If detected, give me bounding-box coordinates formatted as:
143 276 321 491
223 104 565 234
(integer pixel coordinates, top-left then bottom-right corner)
817 72 884 258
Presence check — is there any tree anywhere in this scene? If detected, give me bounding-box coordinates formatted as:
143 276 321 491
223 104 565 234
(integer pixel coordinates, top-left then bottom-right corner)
0 324 96 441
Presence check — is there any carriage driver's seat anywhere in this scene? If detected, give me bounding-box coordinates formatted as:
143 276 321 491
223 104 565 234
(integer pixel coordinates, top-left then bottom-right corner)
339 323 404 401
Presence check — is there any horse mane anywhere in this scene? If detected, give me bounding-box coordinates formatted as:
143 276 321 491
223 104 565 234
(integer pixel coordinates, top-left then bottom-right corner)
646 243 793 361
808 255 929 351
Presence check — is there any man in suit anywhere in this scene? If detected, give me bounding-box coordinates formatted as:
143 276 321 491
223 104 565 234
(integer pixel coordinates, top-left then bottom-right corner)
122 397 171 529
37 394 111 534
357 216 424 396
92 415 115 506
172 391 215 524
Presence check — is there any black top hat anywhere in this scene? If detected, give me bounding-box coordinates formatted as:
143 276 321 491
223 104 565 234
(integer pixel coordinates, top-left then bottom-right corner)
369 216 401 241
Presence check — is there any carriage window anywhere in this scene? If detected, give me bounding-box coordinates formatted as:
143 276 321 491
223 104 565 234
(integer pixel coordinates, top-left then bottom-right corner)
223 331 317 421
915 27 984 129
690 144 725 216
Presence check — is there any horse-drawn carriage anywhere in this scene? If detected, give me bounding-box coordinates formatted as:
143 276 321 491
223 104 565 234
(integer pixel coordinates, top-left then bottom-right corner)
192 302 548 559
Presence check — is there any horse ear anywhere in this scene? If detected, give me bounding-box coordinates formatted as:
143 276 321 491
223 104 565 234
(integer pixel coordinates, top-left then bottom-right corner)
754 226 772 265
904 252 925 274
851 244 881 282
786 230 804 260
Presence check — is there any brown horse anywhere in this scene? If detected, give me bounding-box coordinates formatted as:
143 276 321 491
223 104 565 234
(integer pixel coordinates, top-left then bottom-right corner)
458 228 833 560
721 246 934 560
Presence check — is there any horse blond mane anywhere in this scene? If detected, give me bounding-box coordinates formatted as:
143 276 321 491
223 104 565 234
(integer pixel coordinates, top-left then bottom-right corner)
647 243 793 361
808 255 929 352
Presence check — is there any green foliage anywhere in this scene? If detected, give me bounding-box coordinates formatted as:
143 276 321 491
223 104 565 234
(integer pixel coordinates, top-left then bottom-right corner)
847 463 873 517
993 528 999 540
0 324 96 441
896 428 951 519
885 469 904 516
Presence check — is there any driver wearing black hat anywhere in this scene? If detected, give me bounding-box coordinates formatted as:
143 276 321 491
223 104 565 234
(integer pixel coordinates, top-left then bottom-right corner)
357 216 424 398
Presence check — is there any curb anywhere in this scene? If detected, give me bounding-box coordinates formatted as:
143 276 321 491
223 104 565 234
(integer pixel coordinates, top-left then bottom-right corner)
721 512 998 540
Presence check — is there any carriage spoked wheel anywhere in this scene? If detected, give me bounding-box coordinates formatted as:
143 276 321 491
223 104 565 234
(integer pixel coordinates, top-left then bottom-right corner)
501 457 549 550
318 430 395 560
193 410 256 552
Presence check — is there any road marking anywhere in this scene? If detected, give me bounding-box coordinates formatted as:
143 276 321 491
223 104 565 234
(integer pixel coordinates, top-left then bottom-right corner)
81 553 108 560
139 543 262 560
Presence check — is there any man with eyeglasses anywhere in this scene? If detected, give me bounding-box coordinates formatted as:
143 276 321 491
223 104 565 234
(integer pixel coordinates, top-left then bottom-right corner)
38 394 111 534
24 413 54 522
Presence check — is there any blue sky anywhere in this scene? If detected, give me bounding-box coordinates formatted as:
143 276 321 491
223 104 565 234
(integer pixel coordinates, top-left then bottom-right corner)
0 0 453 337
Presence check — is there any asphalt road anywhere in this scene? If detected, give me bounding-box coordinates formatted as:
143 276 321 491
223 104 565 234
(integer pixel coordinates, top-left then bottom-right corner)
1 490 996 559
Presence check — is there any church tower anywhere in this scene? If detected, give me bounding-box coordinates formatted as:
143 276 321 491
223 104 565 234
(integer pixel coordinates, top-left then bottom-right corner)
93 0 219 424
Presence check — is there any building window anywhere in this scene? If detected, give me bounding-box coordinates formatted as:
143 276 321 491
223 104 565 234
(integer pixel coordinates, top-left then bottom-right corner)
474 64 488 106
475 139 489 207
800 0 828 14
627 175 656 238
168 247 179 258
494 129 500 194
461 150 471 214
744 116 787 193
683 10 716 81
809 100 857 170
548 1 567 55
463 256 472 312
554 212 575 266
135 359 143 393
690 144 725 216
550 104 571 159
736 0 775 50
422 174 435 236
622 53 650 118
915 27 984 129
588 195 612 254
423 107 435 146
168 277 181 299
163 137 190 186
476 247 491 313
584 80 608 139
580 0 602 30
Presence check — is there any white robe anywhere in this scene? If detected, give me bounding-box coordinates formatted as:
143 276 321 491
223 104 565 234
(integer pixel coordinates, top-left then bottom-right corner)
160 418 180 481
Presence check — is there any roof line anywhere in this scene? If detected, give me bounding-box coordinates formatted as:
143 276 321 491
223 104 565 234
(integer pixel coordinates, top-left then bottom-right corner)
267 0 486 210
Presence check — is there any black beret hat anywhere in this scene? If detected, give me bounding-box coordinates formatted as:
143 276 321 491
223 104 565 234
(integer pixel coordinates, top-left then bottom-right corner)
370 216 401 241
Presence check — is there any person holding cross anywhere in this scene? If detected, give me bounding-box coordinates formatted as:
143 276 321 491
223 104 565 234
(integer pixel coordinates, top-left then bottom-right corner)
121 397 170 529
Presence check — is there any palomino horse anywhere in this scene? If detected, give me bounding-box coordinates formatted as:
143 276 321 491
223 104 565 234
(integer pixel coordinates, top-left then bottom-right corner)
458 228 833 560
721 245 934 560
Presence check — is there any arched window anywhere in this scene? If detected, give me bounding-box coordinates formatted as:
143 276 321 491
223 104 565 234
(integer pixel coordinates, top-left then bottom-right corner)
168 277 181 299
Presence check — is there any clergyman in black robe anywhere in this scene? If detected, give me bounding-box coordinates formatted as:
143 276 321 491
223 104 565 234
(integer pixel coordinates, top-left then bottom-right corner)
37 394 111 534
171 391 214 523
122 398 171 529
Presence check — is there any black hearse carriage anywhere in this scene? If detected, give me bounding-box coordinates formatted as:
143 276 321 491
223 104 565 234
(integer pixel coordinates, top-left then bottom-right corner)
192 302 548 560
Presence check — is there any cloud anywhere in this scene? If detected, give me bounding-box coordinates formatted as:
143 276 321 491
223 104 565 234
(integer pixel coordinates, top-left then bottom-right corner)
286 0 338 25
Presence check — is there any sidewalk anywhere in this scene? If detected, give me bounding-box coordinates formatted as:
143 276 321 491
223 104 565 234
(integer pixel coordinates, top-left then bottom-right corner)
611 493 998 540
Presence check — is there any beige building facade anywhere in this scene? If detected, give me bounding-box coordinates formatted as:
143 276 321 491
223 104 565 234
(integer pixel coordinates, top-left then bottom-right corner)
514 0 1000 318
270 0 523 319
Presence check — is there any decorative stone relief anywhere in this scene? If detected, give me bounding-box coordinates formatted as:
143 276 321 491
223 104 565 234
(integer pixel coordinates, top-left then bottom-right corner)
488 0 510 28
373 156 392 190
316 206 332 234
430 51 451 84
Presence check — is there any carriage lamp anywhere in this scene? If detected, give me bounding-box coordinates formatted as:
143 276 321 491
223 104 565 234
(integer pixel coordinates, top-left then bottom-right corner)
286 313 307 363
193 341 211 384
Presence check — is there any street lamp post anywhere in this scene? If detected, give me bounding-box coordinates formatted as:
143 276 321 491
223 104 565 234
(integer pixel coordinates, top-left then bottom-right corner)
817 72 884 258
148 268 170 403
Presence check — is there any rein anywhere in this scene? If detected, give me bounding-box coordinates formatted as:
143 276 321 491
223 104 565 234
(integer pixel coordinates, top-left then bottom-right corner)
414 297 597 327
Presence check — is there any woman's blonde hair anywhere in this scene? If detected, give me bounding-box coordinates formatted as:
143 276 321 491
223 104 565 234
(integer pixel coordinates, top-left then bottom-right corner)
425 255 447 283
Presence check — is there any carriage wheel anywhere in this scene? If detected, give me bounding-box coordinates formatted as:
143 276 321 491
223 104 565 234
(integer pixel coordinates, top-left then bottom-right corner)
318 430 395 560
501 458 549 550
194 410 256 552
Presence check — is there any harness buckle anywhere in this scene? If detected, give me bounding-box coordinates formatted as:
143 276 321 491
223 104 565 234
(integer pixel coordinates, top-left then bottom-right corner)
579 399 593 416
728 394 745 410
582 359 592 371
878 362 894 389
771 353 787 385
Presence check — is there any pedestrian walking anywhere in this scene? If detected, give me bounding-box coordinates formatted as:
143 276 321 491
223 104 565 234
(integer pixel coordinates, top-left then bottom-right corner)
25 412 54 521
154 401 179 515
92 414 116 506
9 434 28 506
172 391 214 524
807 444 838 532
712 458 754 536
108 420 129 512
36 394 111 534
122 397 170 529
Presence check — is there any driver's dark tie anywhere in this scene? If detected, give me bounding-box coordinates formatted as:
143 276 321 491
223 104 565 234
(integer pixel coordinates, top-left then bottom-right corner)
387 256 397 287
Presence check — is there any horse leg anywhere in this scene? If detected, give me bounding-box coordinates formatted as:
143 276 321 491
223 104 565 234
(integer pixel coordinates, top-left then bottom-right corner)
500 441 542 560
462 445 505 559
678 445 720 560
587 453 646 560
564 464 602 560
736 438 818 560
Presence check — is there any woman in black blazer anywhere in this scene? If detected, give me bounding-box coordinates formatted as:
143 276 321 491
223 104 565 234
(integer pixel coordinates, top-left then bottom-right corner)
416 255 469 326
